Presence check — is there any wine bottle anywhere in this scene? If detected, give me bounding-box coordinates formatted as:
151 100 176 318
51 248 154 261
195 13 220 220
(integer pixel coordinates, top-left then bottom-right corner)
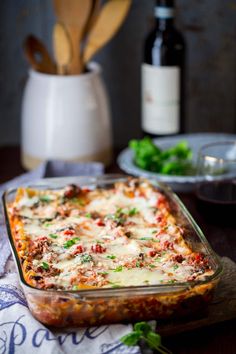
142 0 185 137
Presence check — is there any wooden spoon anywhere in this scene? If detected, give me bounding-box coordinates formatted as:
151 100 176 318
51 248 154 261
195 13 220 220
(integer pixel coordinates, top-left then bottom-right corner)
23 35 56 74
53 23 72 75
83 0 101 37
53 0 92 75
82 0 132 68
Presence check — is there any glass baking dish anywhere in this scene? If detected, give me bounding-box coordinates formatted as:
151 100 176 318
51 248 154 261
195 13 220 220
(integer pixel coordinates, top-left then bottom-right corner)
2 175 223 327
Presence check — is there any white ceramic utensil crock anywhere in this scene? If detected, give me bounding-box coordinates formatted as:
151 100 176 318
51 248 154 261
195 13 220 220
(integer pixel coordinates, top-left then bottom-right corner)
21 62 112 170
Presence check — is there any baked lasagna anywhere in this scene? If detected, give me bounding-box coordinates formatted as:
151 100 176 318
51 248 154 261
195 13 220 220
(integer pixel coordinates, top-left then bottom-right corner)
8 178 213 291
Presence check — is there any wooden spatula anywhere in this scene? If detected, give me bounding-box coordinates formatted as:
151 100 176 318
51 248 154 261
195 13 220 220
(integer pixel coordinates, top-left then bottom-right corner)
53 0 92 75
23 35 56 74
53 23 72 75
82 0 132 68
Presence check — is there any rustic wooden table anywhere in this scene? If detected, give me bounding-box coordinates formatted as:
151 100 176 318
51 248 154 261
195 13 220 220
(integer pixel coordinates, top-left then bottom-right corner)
0 146 235 354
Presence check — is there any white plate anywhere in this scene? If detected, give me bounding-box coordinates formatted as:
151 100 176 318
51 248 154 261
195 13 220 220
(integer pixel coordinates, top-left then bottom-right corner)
117 133 236 192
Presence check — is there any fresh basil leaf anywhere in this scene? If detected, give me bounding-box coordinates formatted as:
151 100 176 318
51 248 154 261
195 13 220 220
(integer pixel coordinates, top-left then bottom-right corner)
146 331 162 350
134 321 152 334
120 322 171 354
120 331 141 346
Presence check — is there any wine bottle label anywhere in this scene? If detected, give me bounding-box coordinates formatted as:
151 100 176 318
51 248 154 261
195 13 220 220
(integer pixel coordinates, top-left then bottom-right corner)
142 64 180 135
155 7 175 19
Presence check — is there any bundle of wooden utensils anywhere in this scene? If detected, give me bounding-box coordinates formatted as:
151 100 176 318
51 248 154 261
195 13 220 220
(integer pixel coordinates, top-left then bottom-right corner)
23 0 132 75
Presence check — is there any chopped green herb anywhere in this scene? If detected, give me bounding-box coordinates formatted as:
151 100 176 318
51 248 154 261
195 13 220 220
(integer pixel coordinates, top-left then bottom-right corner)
96 240 104 244
113 265 123 272
128 208 138 216
81 254 93 263
173 265 179 270
139 236 160 242
72 285 78 290
49 233 58 239
168 279 175 284
85 213 92 218
98 271 109 275
63 237 80 249
116 207 123 214
106 213 126 225
115 217 126 225
71 198 85 206
60 196 66 204
149 264 156 268
106 255 116 260
136 261 141 268
106 207 130 225
108 281 121 288
39 195 54 203
152 230 157 234
41 262 49 270
44 222 52 227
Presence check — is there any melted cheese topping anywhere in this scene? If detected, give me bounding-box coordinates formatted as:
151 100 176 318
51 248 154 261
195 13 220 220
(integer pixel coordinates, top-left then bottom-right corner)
9 180 213 290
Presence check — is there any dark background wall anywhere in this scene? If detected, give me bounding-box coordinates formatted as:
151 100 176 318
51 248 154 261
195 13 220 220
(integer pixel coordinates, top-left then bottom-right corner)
0 0 235 149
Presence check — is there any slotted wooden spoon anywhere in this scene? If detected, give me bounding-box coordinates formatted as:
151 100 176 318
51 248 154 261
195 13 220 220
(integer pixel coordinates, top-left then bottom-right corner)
53 23 72 75
82 0 132 68
53 0 92 74
23 35 56 74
